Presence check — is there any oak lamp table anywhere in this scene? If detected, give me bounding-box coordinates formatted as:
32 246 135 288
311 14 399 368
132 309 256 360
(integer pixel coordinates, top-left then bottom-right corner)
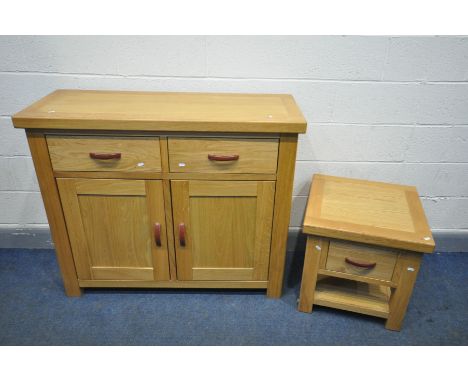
12 90 306 298
298 174 435 331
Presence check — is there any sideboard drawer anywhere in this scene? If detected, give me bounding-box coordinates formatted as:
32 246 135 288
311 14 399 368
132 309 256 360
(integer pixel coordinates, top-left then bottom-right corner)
325 240 398 281
47 135 162 172
168 137 279 174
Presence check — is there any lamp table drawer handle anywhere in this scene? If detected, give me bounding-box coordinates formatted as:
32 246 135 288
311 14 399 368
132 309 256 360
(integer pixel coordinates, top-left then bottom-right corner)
345 257 377 269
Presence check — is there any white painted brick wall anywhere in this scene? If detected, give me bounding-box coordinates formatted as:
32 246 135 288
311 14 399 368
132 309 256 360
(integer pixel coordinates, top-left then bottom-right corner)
0 36 467 238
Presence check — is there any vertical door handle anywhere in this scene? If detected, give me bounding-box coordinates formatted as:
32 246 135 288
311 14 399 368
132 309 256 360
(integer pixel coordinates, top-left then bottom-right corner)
179 223 186 246
154 223 162 246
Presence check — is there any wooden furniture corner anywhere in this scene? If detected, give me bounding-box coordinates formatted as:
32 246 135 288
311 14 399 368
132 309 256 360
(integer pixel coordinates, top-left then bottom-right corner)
27 131 82 296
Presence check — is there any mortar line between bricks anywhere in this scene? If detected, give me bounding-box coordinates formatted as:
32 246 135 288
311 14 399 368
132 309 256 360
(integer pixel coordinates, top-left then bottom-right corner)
0 223 50 227
1 70 468 84
295 160 468 164
288 226 468 232
0 155 32 158
308 122 468 127
0 190 41 194
291 195 468 200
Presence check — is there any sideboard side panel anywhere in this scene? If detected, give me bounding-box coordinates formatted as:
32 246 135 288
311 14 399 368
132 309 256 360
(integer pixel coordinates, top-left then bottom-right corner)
267 134 298 298
26 131 82 296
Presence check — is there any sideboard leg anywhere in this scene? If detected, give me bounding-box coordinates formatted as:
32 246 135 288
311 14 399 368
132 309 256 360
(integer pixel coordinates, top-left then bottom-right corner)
27 131 82 297
385 252 422 331
267 134 298 298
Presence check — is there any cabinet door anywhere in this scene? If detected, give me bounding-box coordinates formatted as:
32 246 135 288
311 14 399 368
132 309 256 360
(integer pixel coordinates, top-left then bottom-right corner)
171 180 275 281
57 178 170 281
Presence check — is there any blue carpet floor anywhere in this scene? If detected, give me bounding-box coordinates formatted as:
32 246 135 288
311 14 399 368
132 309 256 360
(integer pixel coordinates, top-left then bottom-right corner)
0 248 466 345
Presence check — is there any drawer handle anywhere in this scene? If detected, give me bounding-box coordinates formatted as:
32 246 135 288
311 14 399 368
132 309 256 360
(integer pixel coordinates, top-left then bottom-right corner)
345 257 377 269
154 223 162 247
208 154 239 161
179 223 186 247
89 152 122 160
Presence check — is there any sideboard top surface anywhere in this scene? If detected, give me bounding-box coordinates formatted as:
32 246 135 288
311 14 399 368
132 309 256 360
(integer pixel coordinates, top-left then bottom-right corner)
12 89 307 133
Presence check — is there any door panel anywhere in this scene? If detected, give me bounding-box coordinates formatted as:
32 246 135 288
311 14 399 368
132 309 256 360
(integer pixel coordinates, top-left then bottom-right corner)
172 180 275 281
57 178 170 281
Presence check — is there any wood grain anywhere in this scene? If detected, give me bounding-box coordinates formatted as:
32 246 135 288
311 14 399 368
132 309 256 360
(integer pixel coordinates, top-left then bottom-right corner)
171 180 274 281
16 91 306 295
252 181 275 280
13 90 307 133
25 129 281 139
318 238 330 269
70 187 153 273
47 135 162 172
162 179 177 280
298 236 324 313
192 268 254 281
159 136 170 173
168 137 279 174
318 269 397 288
56 178 93 279
91 266 154 280
171 180 192 280
325 239 398 281
303 174 435 253
385 251 422 331
73 178 146 195
79 280 268 289
298 175 428 328
189 193 256 272
267 134 298 297
145 181 171 280
26 131 82 296
52 170 276 181
57 178 170 281
314 277 391 318
189 180 258 196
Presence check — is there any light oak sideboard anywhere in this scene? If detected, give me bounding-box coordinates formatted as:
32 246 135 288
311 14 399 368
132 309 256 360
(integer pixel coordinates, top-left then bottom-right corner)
12 90 307 297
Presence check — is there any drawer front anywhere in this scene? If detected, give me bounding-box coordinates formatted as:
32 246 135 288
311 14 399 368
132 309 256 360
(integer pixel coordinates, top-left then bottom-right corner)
168 137 279 174
325 240 398 281
47 135 162 172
